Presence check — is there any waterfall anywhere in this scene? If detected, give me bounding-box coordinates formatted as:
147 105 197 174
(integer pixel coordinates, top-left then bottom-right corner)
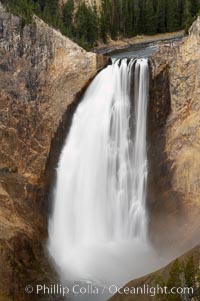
131 60 149 239
48 58 158 300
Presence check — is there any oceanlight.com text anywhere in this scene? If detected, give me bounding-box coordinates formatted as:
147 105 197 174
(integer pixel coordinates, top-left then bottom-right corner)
25 283 194 297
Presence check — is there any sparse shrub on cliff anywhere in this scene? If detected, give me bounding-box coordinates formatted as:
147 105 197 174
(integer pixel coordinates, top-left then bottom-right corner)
1 0 34 25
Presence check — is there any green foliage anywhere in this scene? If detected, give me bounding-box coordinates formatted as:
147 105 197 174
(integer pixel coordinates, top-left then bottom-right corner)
138 0 145 34
182 0 193 31
125 0 135 36
166 0 180 32
155 256 200 301
75 2 99 49
2 0 34 25
62 0 74 30
166 259 183 301
156 0 166 33
184 256 197 287
144 0 157 34
184 256 200 300
154 274 166 301
98 0 199 40
2 0 200 50
110 0 120 39
100 0 111 42
191 0 200 15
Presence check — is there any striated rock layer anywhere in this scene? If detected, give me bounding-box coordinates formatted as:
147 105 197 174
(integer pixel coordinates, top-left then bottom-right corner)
0 3 105 300
148 16 200 252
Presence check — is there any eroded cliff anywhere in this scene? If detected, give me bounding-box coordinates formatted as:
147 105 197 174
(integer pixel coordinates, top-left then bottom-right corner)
0 3 105 300
148 16 200 252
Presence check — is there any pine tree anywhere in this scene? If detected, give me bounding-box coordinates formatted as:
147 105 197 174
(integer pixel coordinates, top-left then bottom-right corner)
132 0 141 35
166 259 183 301
100 13 108 42
88 4 99 45
42 0 61 27
191 0 200 15
157 0 166 33
166 0 180 32
184 256 200 299
110 0 119 39
184 257 196 287
62 0 74 31
154 274 166 301
75 2 99 49
144 0 157 34
76 3 89 45
138 0 145 33
11 0 34 25
5 0 200 50
155 257 200 301
100 0 111 42
45 0 58 14
182 0 193 30
127 0 135 36
196 263 200 300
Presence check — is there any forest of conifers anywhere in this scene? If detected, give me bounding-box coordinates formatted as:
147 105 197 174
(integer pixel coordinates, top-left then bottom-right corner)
2 0 200 49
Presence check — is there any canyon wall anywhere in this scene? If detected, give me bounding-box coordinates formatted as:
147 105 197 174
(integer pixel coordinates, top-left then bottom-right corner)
0 3 105 300
148 16 200 252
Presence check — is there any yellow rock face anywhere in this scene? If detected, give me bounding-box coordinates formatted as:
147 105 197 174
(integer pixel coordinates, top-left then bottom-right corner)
0 4 106 300
149 17 200 252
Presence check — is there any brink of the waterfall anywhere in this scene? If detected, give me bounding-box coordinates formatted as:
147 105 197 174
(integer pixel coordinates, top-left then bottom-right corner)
48 58 165 301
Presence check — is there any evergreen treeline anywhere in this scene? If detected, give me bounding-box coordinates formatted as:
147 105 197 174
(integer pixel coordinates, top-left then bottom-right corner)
155 257 200 301
1 0 99 49
100 0 200 40
2 0 200 50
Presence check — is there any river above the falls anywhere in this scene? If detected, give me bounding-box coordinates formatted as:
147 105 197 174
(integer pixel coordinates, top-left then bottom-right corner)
95 36 183 59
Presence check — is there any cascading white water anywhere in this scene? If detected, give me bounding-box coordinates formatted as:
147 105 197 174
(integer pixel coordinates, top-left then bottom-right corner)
130 60 149 239
48 58 162 300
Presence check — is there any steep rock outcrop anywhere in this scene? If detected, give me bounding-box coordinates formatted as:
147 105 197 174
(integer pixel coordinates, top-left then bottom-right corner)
148 17 200 253
0 3 105 300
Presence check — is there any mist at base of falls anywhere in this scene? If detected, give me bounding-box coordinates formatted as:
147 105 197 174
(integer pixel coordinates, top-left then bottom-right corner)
48 58 169 300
